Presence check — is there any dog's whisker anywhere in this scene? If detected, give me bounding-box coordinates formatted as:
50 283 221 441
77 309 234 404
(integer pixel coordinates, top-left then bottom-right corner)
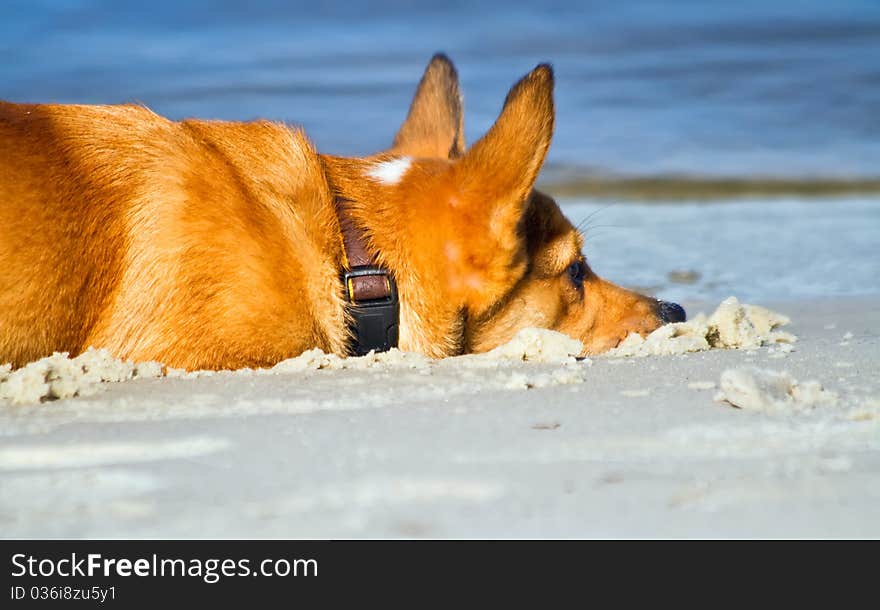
576 202 618 233
580 225 626 243
581 223 626 235
582 231 612 244
576 202 616 235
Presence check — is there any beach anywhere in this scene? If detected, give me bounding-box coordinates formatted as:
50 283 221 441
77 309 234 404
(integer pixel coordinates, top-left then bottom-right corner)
1 295 877 538
2 0 879 540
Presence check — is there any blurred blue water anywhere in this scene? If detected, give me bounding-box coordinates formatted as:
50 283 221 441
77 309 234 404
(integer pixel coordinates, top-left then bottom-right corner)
564 197 880 302
3 0 879 178
3 1 878 299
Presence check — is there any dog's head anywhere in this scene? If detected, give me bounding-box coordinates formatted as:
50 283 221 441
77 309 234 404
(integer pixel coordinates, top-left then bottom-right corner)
324 55 684 357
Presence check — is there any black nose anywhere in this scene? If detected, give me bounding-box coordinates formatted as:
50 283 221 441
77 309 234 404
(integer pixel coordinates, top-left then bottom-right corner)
658 300 686 324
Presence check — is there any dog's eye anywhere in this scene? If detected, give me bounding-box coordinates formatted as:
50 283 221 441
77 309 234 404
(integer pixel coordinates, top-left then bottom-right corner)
566 259 586 287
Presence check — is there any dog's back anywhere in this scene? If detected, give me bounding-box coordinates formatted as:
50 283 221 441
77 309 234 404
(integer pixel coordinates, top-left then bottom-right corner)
0 102 348 369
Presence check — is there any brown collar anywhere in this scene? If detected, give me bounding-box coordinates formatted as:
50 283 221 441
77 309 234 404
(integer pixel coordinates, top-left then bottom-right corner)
334 197 399 355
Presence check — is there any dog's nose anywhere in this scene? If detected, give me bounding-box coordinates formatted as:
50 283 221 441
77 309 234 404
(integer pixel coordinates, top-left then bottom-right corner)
658 300 686 324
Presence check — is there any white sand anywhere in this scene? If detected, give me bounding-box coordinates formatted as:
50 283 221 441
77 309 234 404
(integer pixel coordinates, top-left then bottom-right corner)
0 298 788 406
714 367 837 413
0 327 585 405
0 296 878 538
0 349 163 405
607 296 795 357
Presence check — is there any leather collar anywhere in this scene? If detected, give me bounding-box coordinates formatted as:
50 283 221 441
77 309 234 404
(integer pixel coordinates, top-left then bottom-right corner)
334 197 399 355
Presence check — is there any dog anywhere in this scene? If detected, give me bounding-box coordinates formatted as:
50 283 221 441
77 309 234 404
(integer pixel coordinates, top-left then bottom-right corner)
0 54 684 370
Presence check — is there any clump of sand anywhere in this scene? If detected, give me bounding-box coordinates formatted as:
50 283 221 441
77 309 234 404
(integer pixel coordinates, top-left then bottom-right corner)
607 296 796 358
270 329 588 390
268 328 583 374
482 328 583 363
268 347 432 374
0 328 585 405
0 349 163 405
714 367 837 413
0 298 803 406
456 328 584 366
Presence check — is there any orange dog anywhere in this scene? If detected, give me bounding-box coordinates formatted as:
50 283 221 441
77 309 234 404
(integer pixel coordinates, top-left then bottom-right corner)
0 54 684 370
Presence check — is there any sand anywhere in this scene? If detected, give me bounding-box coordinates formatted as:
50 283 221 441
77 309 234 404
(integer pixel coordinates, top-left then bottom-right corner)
0 296 878 538
714 368 837 413
0 298 786 406
0 349 164 405
606 297 795 357
0 327 588 406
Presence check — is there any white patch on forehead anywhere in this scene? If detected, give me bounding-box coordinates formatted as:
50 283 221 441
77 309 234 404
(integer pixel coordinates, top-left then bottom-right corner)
366 156 412 185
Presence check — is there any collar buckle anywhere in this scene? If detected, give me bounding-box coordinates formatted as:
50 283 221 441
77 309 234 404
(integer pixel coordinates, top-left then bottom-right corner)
342 266 399 355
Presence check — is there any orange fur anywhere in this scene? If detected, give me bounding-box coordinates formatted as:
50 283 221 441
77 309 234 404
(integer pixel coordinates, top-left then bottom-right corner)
0 55 669 369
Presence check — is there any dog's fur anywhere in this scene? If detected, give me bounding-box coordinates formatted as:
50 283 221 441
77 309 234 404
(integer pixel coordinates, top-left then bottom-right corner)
0 55 671 370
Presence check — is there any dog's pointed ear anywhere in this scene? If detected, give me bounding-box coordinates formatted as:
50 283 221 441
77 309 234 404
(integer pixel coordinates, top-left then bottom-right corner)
391 53 465 159
454 64 554 228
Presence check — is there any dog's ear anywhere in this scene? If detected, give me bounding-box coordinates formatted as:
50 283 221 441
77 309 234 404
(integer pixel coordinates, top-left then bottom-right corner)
391 53 465 159
453 64 554 233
